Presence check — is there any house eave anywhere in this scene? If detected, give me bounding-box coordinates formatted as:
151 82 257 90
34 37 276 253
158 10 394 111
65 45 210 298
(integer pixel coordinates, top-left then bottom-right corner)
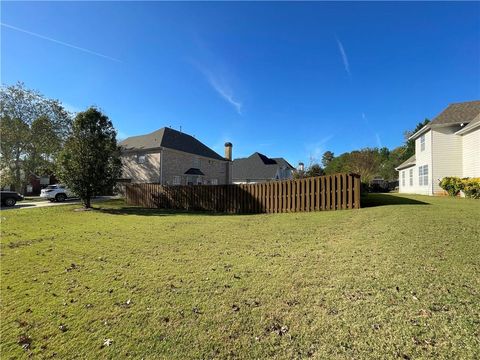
408 125 430 140
395 163 415 171
455 121 480 135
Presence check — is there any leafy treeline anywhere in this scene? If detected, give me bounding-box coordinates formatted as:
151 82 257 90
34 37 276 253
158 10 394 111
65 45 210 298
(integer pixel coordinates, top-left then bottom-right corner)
300 119 430 183
1 83 121 204
0 82 72 191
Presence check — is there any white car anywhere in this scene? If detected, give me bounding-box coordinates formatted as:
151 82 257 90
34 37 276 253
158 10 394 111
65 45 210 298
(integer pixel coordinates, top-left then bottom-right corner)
40 184 75 202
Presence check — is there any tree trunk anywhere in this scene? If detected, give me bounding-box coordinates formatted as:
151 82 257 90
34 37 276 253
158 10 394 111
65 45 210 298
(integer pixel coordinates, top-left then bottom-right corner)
14 155 22 194
83 197 91 209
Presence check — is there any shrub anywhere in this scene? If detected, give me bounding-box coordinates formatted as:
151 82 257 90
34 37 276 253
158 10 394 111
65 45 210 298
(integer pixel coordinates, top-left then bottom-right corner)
462 178 480 199
439 177 480 199
439 177 462 196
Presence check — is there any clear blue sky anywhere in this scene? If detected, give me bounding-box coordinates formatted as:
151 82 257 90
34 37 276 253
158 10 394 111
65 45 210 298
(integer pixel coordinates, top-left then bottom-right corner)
2 1 479 165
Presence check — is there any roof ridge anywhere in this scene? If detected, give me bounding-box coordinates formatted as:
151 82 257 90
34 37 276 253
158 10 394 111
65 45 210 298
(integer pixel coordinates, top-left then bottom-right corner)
448 99 480 106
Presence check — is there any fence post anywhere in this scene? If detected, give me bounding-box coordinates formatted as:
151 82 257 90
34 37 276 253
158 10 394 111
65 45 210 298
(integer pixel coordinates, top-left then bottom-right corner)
354 175 361 209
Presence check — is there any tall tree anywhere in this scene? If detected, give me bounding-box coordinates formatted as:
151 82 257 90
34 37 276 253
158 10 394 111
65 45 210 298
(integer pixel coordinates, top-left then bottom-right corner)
321 151 335 168
58 108 121 208
0 82 71 192
24 116 63 177
0 116 30 189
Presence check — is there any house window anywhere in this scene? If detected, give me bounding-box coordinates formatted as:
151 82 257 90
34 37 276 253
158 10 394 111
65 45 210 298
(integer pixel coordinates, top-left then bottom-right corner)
173 176 181 185
187 176 193 185
402 171 405 187
420 135 425 152
409 169 413 186
419 165 428 186
137 154 146 164
193 157 200 168
211 178 218 185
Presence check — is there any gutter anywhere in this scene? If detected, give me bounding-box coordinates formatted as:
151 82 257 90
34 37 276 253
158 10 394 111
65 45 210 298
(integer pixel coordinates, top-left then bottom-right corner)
408 125 431 140
455 121 480 135
395 163 415 171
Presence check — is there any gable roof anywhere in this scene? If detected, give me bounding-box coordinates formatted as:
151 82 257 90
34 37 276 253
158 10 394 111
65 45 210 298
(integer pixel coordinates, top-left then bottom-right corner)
119 127 225 161
395 154 416 171
184 168 204 176
409 100 480 140
232 152 294 181
430 100 480 126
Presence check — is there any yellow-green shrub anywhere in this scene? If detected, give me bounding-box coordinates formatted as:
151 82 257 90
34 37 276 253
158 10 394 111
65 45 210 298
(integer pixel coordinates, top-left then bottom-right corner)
439 177 462 196
439 177 480 198
462 178 480 199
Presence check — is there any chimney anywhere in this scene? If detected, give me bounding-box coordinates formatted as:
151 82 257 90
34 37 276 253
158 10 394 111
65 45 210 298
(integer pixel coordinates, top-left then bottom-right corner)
225 142 233 161
298 162 304 172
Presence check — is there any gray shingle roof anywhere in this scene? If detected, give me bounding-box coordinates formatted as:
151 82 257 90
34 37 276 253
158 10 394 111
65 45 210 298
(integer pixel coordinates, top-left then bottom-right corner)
430 100 480 126
395 154 416 171
456 113 480 135
184 168 204 175
232 152 294 181
119 127 225 161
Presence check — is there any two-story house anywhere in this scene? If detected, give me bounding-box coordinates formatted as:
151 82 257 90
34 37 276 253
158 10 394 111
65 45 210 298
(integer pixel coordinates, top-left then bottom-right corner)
232 152 294 184
119 127 232 185
396 100 480 195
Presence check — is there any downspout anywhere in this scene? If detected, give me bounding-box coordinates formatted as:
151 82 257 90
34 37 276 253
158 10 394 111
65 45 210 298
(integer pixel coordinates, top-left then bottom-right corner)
430 130 434 196
159 147 164 185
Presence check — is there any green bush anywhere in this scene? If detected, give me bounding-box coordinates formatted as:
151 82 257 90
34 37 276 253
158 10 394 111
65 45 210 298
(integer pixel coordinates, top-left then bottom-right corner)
439 177 480 199
439 177 462 196
462 178 480 199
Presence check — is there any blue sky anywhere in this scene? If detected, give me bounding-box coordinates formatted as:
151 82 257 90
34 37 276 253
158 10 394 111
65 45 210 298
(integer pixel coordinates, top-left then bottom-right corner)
2 1 479 166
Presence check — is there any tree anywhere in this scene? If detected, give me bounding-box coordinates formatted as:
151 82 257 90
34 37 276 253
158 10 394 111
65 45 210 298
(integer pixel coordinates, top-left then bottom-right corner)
378 146 404 181
0 116 30 190
0 82 71 192
24 116 63 178
347 148 381 184
324 153 349 175
321 151 334 168
305 163 324 177
58 108 121 208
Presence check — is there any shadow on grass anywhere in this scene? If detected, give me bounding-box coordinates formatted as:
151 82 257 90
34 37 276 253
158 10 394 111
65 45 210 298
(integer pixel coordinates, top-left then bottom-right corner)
96 206 245 217
361 193 430 208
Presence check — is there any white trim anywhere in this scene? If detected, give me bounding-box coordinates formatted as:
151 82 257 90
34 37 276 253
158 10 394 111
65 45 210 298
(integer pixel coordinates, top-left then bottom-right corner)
408 125 430 140
455 120 480 135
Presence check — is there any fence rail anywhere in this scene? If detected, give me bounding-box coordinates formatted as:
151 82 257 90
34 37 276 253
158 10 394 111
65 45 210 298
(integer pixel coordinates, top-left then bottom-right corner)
125 173 361 213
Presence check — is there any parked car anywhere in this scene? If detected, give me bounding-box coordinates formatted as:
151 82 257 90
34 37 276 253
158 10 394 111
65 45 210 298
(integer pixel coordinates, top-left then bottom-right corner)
0 191 24 207
40 184 75 202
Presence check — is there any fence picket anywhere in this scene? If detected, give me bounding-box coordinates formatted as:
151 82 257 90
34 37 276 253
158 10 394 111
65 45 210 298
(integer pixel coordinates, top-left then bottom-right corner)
125 174 360 213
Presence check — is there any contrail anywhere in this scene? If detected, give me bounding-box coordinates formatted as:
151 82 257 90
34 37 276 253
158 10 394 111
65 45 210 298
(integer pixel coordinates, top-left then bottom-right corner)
335 36 350 76
1 22 122 62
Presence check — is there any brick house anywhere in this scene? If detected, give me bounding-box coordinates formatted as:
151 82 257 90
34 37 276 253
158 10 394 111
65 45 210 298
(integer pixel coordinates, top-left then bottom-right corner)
119 127 232 185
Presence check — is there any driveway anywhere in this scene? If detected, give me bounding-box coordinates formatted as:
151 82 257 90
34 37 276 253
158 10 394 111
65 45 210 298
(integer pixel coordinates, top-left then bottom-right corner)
1 196 118 211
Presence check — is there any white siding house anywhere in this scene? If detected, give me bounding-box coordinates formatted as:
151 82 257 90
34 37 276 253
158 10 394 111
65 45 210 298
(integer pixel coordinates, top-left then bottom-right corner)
396 101 480 196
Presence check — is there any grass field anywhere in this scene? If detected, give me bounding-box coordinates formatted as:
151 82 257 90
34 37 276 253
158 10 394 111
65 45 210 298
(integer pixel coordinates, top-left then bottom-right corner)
1 194 479 359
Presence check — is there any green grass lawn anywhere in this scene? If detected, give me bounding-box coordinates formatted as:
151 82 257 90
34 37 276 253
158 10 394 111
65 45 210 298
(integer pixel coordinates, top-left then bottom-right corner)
1 194 479 359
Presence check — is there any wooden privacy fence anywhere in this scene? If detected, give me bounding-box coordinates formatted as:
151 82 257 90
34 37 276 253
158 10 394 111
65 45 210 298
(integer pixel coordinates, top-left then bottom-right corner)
125 173 361 213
